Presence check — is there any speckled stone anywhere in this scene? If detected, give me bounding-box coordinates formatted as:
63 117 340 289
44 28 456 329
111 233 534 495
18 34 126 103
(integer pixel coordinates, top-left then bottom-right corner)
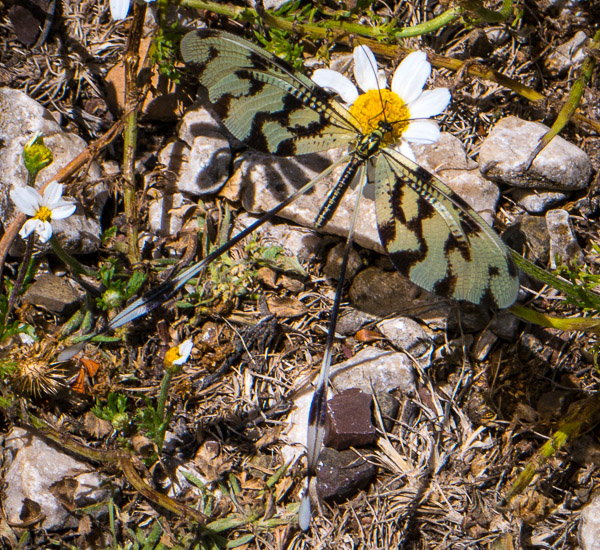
316 447 377 502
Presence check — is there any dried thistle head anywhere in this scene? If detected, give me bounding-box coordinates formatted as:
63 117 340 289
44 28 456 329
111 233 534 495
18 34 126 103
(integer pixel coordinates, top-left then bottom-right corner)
11 340 66 397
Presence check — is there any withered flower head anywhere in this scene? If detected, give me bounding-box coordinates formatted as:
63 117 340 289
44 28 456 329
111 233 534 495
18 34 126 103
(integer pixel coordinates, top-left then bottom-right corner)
12 341 66 397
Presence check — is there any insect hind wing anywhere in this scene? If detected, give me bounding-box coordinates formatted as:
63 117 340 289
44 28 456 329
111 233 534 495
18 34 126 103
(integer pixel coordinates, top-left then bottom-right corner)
375 148 519 309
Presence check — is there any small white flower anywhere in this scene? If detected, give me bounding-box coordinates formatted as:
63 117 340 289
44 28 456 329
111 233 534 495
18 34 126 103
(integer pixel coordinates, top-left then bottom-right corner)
172 339 193 365
110 0 155 21
164 339 194 369
311 46 451 161
10 181 77 243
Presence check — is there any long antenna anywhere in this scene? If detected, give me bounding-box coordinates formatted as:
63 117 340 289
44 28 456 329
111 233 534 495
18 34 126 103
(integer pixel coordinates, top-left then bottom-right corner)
56 154 350 363
300 163 367 530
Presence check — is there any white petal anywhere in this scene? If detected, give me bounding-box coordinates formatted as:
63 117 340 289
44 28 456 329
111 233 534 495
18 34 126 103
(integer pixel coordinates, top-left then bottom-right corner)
42 181 63 207
311 69 359 104
354 46 385 92
10 186 41 216
408 88 451 119
376 70 387 90
398 141 417 162
110 0 130 20
36 221 53 243
402 120 441 144
173 339 194 365
391 51 431 104
51 202 76 220
19 219 40 239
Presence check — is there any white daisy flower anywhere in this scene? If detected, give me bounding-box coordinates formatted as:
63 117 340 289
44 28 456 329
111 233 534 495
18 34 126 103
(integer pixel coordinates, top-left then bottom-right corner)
110 0 155 21
311 46 451 161
10 181 77 243
165 339 194 368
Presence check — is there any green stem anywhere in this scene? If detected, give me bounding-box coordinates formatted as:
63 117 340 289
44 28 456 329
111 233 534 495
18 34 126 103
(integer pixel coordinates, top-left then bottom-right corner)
525 28 600 166
156 369 174 421
7 235 35 318
181 0 465 39
462 0 513 23
49 235 98 277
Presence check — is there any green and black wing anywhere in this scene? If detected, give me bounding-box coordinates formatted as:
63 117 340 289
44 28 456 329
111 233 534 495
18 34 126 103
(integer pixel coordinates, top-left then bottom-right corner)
375 148 519 308
181 29 359 157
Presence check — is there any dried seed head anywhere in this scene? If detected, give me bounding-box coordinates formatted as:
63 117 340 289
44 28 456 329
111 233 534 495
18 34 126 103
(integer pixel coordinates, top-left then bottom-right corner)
11 341 66 397
15 359 65 397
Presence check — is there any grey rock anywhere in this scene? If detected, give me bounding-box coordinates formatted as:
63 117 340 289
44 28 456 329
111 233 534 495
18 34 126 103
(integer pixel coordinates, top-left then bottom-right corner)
3 428 110 530
323 242 363 281
335 309 378 336
479 116 591 190
349 266 421 316
160 107 231 196
329 347 415 395
377 316 436 357
349 265 456 331
148 190 191 236
536 390 570 420
22 273 82 315
545 209 584 268
490 310 521 340
374 392 400 432
471 329 498 361
233 212 323 263
504 215 550 265
412 133 500 226
0 88 106 254
580 492 600 550
466 29 494 58
571 435 600 468
545 31 588 76
512 188 567 213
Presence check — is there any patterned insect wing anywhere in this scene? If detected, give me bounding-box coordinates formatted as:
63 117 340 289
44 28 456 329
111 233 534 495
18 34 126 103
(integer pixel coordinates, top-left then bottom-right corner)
181 30 358 157
375 148 519 308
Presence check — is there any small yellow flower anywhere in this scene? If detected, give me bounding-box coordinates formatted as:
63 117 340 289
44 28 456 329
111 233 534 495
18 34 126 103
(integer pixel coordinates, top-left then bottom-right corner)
164 339 193 371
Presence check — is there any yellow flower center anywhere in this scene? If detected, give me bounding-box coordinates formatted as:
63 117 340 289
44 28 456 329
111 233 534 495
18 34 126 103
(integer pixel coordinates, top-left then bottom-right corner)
164 346 181 368
349 89 411 146
34 206 52 222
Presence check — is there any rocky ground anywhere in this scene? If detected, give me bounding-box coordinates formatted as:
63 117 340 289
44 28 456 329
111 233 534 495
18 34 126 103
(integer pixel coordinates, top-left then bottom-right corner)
0 1 599 549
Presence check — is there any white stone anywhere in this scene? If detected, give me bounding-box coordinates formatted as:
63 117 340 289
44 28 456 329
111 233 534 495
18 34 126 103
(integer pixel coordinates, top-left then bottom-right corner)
377 316 436 357
148 190 190 236
545 208 584 268
329 347 415 394
580 492 600 550
545 31 588 76
3 428 109 530
233 212 323 262
512 188 567 213
234 147 383 253
479 116 592 190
